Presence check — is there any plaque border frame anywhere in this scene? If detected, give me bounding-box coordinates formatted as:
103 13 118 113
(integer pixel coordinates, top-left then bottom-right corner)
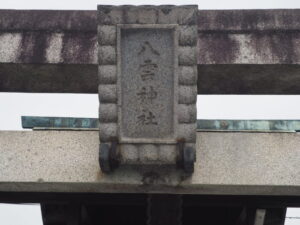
98 5 198 170
117 24 179 144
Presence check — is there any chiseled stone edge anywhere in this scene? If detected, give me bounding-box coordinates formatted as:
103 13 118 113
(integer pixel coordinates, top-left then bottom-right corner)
98 65 117 84
176 6 198 146
98 5 198 164
98 8 118 143
97 5 198 25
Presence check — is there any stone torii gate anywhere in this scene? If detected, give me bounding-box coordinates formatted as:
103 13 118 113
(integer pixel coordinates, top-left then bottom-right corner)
1 5 300 225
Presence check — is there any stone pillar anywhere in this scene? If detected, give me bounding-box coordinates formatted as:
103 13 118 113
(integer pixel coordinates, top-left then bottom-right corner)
97 5 198 173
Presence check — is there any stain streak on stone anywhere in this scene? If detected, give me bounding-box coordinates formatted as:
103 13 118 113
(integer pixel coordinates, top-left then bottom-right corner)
198 9 300 32
19 32 49 63
198 33 239 64
269 33 296 64
0 10 97 32
1 8 300 95
61 32 96 64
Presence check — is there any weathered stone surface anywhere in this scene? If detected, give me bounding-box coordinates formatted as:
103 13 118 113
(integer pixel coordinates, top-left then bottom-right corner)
198 32 300 64
136 7 157 24
122 6 158 24
178 25 197 46
1 131 300 195
197 9 300 31
178 46 197 65
197 64 300 94
158 145 178 163
1 9 300 94
120 144 139 163
178 104 197 123
99 123 118 142
0 31 97 65
123 7 139 24
97 25 116 45
97 6 197 169
157 6 197 168
98 65 117 84
176 6 198 25
121 144 177 165
98 6 123 25
98 84 117 103
99 103 117 123
157 6 178 24
138 144 159 163
0 10 97 32
157 5 198 25
0 33 22 63
118 25 176 142
178 66 197 85
178 85 197 104
98 6 121 170
98 46 116 65
177 124 197 142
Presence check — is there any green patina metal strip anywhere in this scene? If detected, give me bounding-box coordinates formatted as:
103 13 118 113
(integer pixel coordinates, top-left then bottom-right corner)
22 116 300 132
22 116 99 129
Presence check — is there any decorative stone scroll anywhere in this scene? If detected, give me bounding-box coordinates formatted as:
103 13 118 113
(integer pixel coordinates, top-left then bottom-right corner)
98 5 198 173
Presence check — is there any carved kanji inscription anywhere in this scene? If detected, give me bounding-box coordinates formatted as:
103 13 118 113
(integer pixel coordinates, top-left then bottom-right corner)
118 26 176 142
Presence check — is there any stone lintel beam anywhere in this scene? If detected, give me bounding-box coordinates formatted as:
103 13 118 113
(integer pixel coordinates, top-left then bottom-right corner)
0 131 300 196
0 10 97 32
1 9 300 94
198 9 300 32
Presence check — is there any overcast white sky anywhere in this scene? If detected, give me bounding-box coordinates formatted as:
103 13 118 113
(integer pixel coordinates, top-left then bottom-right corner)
1 0 300 224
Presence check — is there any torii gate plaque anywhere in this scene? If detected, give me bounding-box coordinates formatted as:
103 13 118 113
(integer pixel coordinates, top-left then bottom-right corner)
98 5 198 173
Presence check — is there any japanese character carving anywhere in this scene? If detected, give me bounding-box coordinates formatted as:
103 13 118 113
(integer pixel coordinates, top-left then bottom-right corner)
137 109 158 125
136 86 158 104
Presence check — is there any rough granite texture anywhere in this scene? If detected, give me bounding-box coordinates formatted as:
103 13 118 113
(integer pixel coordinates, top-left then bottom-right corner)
0 131 300 195
98 6 198 165
119 25 176 142
1 9 300 94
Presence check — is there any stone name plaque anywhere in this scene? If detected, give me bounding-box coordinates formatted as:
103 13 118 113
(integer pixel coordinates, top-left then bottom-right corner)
118 25 177 143
98 5 198 173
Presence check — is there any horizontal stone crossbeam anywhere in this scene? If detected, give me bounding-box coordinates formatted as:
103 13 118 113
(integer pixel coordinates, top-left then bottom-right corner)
0 130 299 196
1 9 300 94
